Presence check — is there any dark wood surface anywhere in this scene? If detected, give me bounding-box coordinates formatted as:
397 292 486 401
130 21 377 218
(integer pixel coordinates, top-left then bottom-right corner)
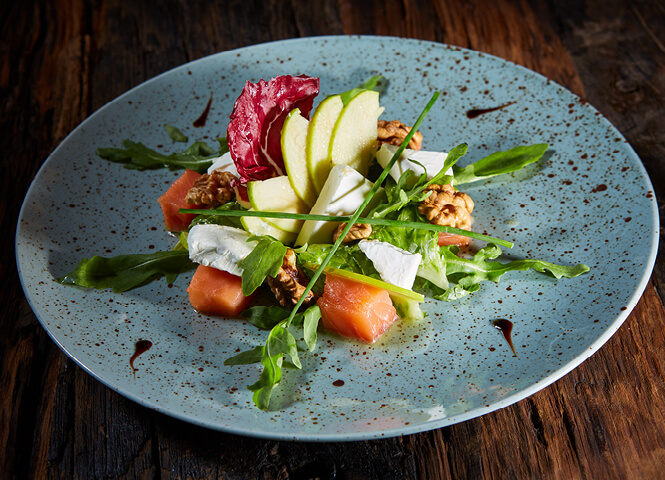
2 0 664 478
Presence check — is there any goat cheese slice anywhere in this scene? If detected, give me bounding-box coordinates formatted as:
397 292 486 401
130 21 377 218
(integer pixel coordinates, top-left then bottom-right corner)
295 164 374 246
207 151 239 176
358 240 422 290
187 224 257 276
376 144 452 183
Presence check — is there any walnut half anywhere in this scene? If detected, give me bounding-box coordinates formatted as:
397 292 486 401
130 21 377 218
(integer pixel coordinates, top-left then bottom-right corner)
266 249 317 308
332 223 372 243
377 120 423 150
418 184 474 230
185 170 237 206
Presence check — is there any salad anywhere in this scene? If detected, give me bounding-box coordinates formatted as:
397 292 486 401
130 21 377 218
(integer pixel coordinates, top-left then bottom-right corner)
58 74 589 410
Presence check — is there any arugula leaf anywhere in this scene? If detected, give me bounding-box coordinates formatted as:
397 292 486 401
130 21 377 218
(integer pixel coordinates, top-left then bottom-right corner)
224 346 265 365
298 305 321 352
163 124 188 143
96 139 219 173
56 250 195 293
453 143 548 185
240 237 288 296
244 305 322 410
224 303 322 410
188 202 247 230
340 75 387 105
241 305 290 330
217 137 229 153
434 244 590 300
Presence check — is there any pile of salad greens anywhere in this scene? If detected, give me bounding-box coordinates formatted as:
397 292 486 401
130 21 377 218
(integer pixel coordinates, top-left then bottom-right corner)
58 76 589 410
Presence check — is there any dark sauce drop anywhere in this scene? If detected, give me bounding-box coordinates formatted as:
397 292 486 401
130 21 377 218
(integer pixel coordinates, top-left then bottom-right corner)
492 319 516 356
130 340 153 372
467 101 517 119
332 380 345 387
193 93 213 127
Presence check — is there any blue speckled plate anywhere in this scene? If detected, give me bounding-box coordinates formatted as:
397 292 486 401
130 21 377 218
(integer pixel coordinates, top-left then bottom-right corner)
16 36 659 441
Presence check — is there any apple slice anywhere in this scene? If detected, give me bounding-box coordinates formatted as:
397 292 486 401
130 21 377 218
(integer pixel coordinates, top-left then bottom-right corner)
306 95 344 192
282 108 317 207
329 90 380 177
240 215 297 245
247 176 309 233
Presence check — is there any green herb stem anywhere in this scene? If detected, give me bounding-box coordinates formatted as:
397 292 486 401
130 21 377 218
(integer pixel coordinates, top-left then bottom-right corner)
179 208 512 248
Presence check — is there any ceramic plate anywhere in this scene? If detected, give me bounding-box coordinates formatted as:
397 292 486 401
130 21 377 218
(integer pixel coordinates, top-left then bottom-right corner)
16 36 658 441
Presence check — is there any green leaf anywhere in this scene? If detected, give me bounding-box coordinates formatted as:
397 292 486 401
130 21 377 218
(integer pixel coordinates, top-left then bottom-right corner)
56 250 196 293
453 143 548 185
240 237 288 296
241 306 289 330
434 244 590 300
96 139 218 173
340 75 387 105
217 136 229 154
224 346 265 365
163 124 188 143
248 323 301 410
295 305 321 352
188 202 247 230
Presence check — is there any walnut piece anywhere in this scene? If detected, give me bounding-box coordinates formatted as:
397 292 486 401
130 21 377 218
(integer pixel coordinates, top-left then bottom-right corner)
332 223 372 243
418 184 475 230
266 249 317 308
377 120 423 150
185 170 237 206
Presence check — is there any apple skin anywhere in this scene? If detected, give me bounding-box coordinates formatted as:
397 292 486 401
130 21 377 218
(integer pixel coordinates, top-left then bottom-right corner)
306 95 344 192
281 108 318 206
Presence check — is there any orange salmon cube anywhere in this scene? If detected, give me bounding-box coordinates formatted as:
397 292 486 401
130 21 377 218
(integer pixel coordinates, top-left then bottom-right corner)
158 169 203 231
318 273 397 343
187 265 254 318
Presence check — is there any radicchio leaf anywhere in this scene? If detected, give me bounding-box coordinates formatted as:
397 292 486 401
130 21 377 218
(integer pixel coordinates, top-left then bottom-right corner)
227 75 319 183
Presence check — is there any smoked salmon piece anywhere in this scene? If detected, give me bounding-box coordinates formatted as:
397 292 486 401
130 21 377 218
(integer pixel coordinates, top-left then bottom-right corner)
318 273 397 343
438 232 472 247
157 169 203 231
187 265 255 317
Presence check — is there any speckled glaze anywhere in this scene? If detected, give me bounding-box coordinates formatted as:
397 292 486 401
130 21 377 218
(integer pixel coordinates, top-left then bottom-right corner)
16 36 659 441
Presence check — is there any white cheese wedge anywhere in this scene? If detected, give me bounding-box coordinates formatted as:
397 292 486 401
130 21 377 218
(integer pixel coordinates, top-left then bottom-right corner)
358 240 422 290
207 152 239 176
375 144 452 183
187 224 257 276
295 164 374 246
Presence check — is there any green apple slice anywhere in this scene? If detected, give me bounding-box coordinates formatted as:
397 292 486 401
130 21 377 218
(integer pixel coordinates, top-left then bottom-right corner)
329 90 380 177
240 215 297 244
247 176 308 233
306 95 344 192
323 267 424 302
282 108 317 207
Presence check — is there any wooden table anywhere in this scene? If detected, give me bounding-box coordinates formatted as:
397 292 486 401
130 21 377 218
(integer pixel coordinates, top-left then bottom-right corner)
3 1 664 478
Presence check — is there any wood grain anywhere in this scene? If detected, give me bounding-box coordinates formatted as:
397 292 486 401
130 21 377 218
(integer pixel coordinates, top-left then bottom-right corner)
2 0 664 478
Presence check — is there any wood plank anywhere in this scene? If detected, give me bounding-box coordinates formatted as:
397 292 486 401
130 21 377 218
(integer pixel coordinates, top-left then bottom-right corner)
1 0 664 478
